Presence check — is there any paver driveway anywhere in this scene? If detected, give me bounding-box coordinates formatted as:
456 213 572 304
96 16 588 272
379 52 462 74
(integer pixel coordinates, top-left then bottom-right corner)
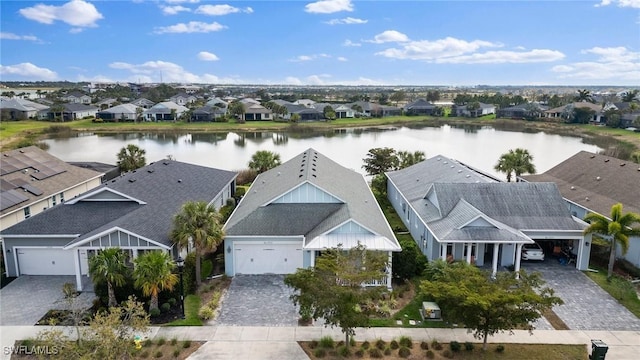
213 275 299 326
0 275 94 325
521 260 640 331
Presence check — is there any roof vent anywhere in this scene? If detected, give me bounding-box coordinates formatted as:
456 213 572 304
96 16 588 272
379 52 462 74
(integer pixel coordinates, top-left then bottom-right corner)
129 178 136 183
620 163 625 167
443 161 448 164
457 170 462 173
147 169 154 173
465 175 471 178
596 176 601 181
437 158 441 161
585 197 590 201
590 155 596 159
604 159 609 162
571 186 576 190
177 179 182 183
450 165 455 168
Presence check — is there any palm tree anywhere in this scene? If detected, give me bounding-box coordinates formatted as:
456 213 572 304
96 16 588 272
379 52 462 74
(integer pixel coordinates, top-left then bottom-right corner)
133 251 178 312
248 150 282 174
575 89 594 103
583 204 640 281
89 248 129 307
397 150 426 169
170 201 225 286
494 148 536 182
116 144 146 173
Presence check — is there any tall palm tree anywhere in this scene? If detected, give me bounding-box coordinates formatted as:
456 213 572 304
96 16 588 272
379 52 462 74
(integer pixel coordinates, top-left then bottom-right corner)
494 148 536 182
584 203 640 281
248 150 282 174
170 201 225 286
133 251 178 312
89 248 129 307
575 89 594 103
116 144 146 173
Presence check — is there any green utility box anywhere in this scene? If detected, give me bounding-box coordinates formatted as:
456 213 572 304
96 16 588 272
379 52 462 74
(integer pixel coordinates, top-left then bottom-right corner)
589 339 608 360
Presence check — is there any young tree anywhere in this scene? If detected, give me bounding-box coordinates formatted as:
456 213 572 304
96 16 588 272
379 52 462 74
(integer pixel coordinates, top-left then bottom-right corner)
583 203 640 281
248 150 282 173
133 251 178 312
362 147 399 176
622 89 639 102
397 150 425 169
420 262 562 350
116 144 146 173
170 201 225 286
228 101 245 122
89 248 129 307
323 105 336 121
285 244 388 346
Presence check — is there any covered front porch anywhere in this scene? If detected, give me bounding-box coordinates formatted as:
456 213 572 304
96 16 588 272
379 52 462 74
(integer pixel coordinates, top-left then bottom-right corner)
437 240 530 277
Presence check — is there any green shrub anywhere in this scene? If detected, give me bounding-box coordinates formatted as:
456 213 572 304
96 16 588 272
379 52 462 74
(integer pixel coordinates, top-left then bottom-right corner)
140 350 150 358
154 350 163 358
398 346 411 358
390 339 399 349
336 340 345 348
398 336 412 348
313 348 326 358
172 349 180 358
426 350 435 359
442 349 453 358
143 339 153 347
384 347 391 355
375 339 386 350
420 341 429 350
337 345 350 357
319 336 335 349
369 348 383 358
21 339 33 348
309 340 318 349
182 340 191 348
361 340 370 349
156 337 166 346
349 337 356 347
170 338 178 346
450 340 461 352
198 306 214 320
149 308 161 317
354 349 364 358
496 344 505 353
160 303 171 313
167 298 177 306
464 342 474 351
432 340 443 351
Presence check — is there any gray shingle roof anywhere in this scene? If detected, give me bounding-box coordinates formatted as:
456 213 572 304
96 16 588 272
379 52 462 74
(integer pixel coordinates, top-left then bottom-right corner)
225 149 397 247
2 160 237 248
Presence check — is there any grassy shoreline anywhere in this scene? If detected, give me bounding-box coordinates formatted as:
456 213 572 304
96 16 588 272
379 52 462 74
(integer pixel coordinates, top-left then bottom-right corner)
1 116 639 153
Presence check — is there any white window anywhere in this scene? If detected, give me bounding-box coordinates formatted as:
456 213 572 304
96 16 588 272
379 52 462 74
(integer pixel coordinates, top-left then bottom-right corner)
24 207 31 219
52 195 57 206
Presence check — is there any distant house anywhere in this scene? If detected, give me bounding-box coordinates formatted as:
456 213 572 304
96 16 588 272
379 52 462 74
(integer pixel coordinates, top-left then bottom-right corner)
452 102 496 117
523 151 640 267
205 97 228 109
386 155 590 275
191 105 226 122
223 149 400 287
61 91 92 105
294 99 316 107
348 101 401 118
243 103 272 121
169 93 198 106
129 98 155 109
278 102 322 121
0 98 49 120
95 98 118 109
0 146 104 231
96 103 141 122
47 103 98 121
143 101 189 121
497 103 548 119
544 102 603 122
333 104 355 118
404 99 437 116
1 160 237 291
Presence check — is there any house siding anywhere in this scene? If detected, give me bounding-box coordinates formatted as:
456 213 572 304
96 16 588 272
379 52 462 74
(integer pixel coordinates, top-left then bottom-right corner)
273 183 340 203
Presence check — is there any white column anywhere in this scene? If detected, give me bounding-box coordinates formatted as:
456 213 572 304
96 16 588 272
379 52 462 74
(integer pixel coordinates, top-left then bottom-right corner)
440 242 447 261
466 243 472 264
514 243 523 279
310 251 315 267
132 249 139 260
73 249 83 291
387 252 392 290
492 244 500 278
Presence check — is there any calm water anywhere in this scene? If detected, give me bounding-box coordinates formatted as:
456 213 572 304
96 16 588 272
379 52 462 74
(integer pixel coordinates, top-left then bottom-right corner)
43 124 602 179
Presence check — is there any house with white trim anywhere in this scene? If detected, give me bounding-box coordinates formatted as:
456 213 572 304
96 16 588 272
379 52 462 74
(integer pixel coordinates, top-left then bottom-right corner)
1 160 236 291
386 155 590 276
223 149 400 288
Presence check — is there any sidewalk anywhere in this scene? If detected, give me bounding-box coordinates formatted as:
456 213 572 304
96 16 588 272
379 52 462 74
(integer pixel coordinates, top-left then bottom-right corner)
2 326 639 359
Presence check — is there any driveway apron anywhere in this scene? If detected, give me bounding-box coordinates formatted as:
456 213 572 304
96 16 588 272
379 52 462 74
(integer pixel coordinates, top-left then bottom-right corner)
521 260 640 331
213 275 299 326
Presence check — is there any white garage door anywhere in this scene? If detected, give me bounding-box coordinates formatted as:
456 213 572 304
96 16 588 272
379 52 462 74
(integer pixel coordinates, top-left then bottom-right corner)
234 243 303 275
17 248 75 275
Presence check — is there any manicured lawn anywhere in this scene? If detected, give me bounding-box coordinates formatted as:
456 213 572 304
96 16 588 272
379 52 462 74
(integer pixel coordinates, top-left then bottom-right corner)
165 295 202 326
584 267 640 318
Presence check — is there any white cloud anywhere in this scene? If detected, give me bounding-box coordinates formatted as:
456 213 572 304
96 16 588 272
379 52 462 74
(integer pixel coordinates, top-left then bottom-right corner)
69 28 84 34
0 32 40 42
198 51 220 61
337 57 348 61
0 62 57 80
289 54 331 62
376 36 501 60
283 75 385 86
595 0 640 8
343 39 361 47
19 0 103 28
154 21 226 34
161 5 191 15
108 60 238 83
77 74 115 82
305 0 353 14
165 0 200 3
369 30 410 44
196 4 253 15
551 46 640 82
436 49 565 64
325 17 367 25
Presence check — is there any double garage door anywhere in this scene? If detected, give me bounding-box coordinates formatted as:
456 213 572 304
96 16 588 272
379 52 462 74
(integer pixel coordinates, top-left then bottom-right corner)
16 248 75 275
234 243 303 275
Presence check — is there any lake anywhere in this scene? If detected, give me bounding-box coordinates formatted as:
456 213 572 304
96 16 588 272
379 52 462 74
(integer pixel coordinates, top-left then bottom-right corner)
43 124 602 179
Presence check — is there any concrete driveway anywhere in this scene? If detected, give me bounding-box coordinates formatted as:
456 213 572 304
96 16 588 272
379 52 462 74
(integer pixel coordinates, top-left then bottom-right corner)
0 276 95 325
521 260 640 331
213 275 300 326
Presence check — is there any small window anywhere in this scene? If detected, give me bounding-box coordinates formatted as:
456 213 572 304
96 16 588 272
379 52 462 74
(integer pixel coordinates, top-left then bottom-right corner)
60 192 65 203
52 195 57 206
24 207 31 219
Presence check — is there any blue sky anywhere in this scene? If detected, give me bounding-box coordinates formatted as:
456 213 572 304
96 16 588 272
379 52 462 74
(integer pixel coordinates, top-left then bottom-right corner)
1 0 639 86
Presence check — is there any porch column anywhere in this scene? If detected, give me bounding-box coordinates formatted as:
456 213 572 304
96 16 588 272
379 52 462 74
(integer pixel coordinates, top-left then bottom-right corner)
492 244 500 278
73 249 83 291
132 249 139 260
466 243 472 264
387 252 392 290
440 242 447 261
514 243 523 279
